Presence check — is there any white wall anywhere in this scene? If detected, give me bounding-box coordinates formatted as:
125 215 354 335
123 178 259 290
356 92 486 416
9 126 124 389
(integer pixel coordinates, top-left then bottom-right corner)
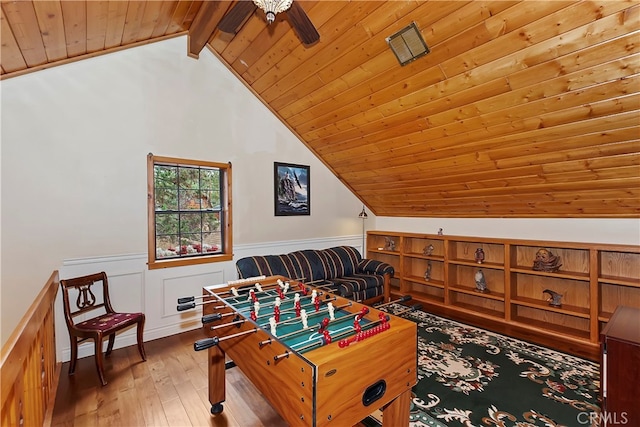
0 36 366 347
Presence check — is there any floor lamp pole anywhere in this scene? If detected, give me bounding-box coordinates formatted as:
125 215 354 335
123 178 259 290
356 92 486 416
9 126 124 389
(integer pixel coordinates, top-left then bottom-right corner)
358 206 368 255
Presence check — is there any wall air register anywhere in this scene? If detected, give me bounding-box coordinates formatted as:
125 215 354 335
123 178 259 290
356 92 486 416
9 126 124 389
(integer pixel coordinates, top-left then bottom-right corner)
386 22 430 66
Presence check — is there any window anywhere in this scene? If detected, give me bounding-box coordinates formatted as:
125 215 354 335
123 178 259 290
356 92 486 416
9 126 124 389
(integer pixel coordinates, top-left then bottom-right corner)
147 154 232 269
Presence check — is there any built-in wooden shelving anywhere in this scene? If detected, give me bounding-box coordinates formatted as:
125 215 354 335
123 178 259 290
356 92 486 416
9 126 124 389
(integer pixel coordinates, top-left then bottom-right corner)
367 230 640 355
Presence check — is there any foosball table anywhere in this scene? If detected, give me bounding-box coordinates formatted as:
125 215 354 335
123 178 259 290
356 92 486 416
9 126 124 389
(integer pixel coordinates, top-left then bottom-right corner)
178 275 418 427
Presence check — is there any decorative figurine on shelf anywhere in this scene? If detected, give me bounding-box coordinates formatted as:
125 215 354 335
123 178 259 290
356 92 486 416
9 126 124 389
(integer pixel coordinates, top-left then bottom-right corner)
475 248 485 264
424 261 432 281
383 237 396 251
532 248 562 272
543 289 563 307
474 269 488 293
437 228 444 236
423 244 435 256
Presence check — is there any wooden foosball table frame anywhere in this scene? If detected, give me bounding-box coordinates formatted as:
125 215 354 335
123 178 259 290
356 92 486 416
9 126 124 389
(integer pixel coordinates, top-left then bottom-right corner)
196 275 417 427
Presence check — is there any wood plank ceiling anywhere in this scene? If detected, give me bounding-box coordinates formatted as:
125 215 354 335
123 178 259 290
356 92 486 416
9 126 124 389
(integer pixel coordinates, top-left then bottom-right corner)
2 0 639 218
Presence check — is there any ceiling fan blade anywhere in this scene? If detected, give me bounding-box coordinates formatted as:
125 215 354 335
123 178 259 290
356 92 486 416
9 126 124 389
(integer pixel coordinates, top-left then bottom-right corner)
218 1 257 34
286 2 319 46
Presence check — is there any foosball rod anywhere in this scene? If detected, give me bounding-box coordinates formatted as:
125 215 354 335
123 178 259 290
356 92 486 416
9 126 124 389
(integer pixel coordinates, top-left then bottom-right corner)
193 328 258 351
394 304 422 316
273 303 423 358
179 288 330 314
206 296 338 331
273 316 392 360
177 299 225 312
261 295 412 330
178 290 287 311
178 277 325 305
262 300 352 328
177 275 267 303
379 303 423 317
252 296 337 322
201 311 238 324
178 282 279 303
214 277 311 297
376 295 412 308
239 290 328 316
265 306 369 343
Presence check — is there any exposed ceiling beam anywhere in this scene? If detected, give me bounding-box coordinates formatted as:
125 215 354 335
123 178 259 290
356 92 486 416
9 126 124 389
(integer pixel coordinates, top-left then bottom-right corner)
187 1 233 59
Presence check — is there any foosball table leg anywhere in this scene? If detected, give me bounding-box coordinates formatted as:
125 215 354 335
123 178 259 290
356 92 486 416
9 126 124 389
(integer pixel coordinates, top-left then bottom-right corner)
208 346 226 414
381 388 411 426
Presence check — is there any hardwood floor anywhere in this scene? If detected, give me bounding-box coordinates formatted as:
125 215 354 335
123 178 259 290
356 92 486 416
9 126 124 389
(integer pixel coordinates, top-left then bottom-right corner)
50 311 597 426
50 329 287 427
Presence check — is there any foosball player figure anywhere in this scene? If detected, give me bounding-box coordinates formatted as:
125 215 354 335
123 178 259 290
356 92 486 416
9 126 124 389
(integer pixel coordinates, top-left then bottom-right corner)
249 290 258 302
294 293 302 316
318 317 330 333
296 282 307 295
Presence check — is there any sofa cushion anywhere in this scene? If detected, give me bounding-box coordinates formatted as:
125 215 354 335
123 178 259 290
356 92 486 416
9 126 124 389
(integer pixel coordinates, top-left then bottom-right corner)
288 249 332 283
349 286 385 303
332 274 386 301
322 246 361 279
235 255 298 279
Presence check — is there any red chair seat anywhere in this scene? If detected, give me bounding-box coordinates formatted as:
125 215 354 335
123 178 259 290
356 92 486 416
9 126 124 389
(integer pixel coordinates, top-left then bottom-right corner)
76 312 144 332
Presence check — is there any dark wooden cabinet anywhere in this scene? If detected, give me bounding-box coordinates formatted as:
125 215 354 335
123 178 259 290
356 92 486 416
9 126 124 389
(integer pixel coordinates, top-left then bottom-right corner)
600 306 640 426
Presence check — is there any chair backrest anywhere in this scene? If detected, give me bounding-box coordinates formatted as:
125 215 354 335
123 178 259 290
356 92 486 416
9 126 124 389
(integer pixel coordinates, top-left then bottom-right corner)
60 272 114 329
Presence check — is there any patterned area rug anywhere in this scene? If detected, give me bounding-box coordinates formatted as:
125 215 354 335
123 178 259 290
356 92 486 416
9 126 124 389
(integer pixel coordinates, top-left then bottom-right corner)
375 305 601 427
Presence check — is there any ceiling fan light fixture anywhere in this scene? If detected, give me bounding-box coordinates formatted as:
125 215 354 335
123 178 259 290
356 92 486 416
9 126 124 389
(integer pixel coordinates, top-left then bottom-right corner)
253 0 294 24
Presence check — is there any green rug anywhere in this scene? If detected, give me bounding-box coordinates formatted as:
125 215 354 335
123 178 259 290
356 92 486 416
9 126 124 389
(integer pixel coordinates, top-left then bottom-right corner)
378 304 601 427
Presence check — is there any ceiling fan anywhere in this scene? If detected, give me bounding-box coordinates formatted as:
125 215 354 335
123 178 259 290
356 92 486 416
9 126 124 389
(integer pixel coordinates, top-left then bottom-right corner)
218 0 320 46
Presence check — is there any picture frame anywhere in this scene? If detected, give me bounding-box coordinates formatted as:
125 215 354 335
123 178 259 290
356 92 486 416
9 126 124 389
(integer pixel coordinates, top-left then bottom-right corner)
274 162 310 216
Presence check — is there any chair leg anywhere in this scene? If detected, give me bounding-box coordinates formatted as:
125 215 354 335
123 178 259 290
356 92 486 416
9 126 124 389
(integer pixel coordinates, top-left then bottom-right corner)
105 333 116 357
136 319 147 361
94 336 107 386
68 338 78 375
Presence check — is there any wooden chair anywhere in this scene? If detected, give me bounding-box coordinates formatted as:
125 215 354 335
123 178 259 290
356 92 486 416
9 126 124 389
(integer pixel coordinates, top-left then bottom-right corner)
60 271 146 386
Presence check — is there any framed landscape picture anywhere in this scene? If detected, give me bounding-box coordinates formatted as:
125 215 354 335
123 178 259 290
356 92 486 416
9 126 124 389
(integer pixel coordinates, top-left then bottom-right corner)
274 162 310 216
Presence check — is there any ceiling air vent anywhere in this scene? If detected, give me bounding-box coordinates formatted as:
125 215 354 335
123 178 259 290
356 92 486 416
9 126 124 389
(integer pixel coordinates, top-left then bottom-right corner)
386 22 430 66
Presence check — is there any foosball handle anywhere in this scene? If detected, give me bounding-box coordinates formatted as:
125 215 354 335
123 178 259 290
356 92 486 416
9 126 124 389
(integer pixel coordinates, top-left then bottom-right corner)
202 313 222 324
411 304 422 311
177 302 196 311
194 336 220 351
399 295 412 303
177 296 195 304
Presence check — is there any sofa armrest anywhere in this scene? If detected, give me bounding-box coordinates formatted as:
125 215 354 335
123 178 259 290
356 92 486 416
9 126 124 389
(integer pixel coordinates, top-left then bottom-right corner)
357 259 395 276
358 259 394 302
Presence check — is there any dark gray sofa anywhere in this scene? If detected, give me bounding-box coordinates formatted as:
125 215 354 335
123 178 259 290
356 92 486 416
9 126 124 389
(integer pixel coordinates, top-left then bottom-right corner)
235 245 394 304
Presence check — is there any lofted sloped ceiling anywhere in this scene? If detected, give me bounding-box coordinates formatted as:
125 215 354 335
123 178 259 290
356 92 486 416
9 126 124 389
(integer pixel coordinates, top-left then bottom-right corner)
2 0 639 218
